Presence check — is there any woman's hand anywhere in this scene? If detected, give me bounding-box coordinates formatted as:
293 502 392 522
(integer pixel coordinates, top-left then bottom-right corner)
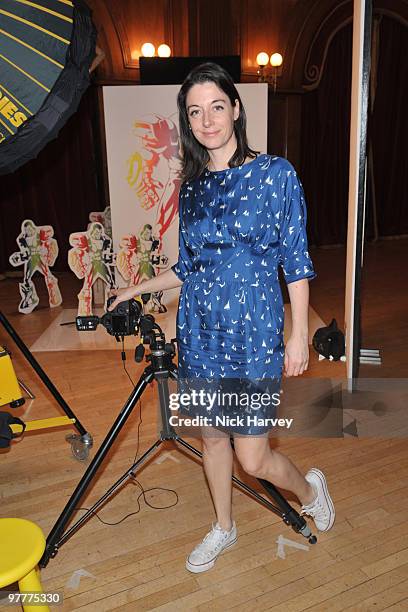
108 286 142 311
284 334 309 377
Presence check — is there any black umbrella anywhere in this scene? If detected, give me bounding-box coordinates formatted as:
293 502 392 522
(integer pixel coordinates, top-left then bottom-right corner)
0 0 96 175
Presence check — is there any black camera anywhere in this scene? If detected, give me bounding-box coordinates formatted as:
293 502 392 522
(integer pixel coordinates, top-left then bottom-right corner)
76 296 144 338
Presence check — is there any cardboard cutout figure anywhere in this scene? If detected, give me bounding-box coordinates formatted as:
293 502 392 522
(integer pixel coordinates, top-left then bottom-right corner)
9 219 62 314
116 224 169 313
88 206 112 238
68 222 116 316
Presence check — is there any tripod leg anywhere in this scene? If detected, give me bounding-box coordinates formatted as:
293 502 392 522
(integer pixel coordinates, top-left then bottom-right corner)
155 371 178 439
40 369 154 567
54 439 163 549
257 478 315 541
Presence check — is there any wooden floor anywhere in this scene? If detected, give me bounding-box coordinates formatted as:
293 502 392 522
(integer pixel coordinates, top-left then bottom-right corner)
1 239 407 611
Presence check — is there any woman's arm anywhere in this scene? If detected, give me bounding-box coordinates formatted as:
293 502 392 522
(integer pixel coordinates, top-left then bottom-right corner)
284 278 310 377
108 268 183 310
277 162 315 377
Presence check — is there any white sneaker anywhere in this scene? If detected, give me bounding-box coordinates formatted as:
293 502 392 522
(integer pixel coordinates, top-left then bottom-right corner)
301 468 335 532
186 522 237 573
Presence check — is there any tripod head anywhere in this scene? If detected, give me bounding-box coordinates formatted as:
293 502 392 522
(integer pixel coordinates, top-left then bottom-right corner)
135 309 176 365
75 294 176 365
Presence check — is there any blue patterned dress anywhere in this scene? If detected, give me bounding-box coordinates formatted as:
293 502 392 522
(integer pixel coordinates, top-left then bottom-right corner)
171 154 316 433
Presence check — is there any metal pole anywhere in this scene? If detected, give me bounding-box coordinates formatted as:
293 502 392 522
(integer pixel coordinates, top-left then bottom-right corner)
0 311 87 436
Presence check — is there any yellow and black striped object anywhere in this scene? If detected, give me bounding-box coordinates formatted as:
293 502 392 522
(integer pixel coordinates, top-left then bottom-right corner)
0 0 74 143
0 1 96 175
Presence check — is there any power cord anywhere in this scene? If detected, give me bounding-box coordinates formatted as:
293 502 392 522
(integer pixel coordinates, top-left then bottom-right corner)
120 338 136 388
74 340 179 526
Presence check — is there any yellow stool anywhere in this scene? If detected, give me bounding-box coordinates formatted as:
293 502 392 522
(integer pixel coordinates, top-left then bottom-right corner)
0 519 49 612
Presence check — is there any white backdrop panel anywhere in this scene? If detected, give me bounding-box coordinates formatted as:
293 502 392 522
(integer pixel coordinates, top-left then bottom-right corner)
103 83 268 316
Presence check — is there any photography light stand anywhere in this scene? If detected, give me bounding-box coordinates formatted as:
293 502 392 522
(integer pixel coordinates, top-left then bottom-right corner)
40 314 317 567
0 310 93 459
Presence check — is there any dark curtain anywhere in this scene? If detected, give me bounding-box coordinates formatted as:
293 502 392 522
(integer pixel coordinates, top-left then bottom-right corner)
369 15 408 236
0 84 103 272
300 24 353 246
188 0 240 56
300 15 408 246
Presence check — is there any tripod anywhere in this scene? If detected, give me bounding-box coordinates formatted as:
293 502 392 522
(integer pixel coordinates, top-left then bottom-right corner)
40 313 317 567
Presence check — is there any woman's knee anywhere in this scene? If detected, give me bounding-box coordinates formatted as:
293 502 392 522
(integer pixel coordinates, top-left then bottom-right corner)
237 453 266 477
234 439 273 478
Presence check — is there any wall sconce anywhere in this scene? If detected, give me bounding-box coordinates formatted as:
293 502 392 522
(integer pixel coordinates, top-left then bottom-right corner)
140 43 172 58
158 44 171 57
256 52 269 83
256 52 283 92
141 42 155 57
270 53 283 93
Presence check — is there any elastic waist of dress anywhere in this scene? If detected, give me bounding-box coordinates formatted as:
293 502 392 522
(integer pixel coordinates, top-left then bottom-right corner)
185 272 280 284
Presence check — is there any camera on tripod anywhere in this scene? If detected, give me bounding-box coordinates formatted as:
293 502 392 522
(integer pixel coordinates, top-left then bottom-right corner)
76 295 149 338
76 292 176 365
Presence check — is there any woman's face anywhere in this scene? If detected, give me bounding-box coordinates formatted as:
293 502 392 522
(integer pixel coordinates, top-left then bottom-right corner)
186 81 239 154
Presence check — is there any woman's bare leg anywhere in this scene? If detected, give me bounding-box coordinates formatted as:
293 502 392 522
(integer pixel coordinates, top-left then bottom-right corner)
233 436 315 505
201 428 234 530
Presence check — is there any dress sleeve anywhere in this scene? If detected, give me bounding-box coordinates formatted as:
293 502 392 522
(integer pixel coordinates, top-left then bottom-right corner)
278 163 316 284
171 186 194 282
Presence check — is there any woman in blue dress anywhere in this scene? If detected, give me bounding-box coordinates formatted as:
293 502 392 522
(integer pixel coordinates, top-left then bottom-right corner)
110 63 335 573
